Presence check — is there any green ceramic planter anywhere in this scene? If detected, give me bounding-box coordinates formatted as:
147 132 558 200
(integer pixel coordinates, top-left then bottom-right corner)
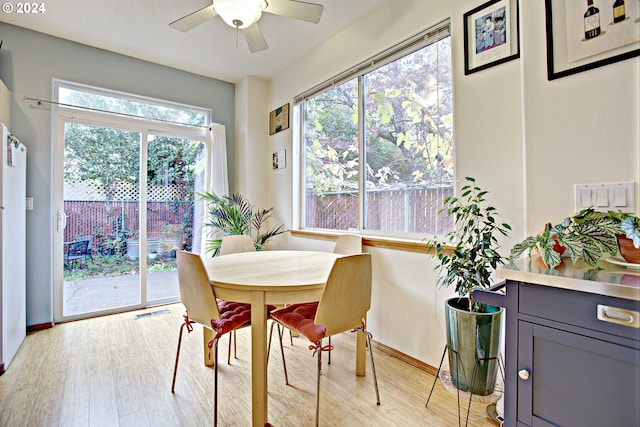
445 297 503 396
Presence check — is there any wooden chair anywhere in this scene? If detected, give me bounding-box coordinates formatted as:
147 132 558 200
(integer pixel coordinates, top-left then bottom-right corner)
268 234 364 368
171 250 254 426
269 254 380 427
219 234 256 363
333 233 362 255
219 234 255 255
329 234 362 362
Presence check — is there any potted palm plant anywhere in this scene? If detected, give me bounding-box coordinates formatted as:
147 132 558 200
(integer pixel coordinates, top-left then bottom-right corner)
199 192 286 255
425 177 511 396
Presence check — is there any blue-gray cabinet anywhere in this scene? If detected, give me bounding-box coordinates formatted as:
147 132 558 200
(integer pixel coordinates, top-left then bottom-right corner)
497 261 640 427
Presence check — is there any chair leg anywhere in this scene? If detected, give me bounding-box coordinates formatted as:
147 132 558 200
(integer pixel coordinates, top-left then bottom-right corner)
213 337 220 427
233 330 237 358
227 331 233 364
364 329 381 405
267 321 289 385
276 324 289 385
315 338 322 427
171 322 188 393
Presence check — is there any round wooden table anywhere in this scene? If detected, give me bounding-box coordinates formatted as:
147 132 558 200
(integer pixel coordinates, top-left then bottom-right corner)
203 250 367 427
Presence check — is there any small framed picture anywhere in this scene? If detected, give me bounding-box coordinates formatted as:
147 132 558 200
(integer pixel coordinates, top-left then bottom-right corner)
463 0 520 75
272 149 286 170
545 0 640 80
269 103 290 135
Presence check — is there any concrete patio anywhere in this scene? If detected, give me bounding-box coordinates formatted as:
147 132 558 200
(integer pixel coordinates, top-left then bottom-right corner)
63 271 179 316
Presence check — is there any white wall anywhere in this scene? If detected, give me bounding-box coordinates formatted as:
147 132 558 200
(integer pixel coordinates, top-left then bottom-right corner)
234 0 639 368
520 1 639 230
235 77 270 209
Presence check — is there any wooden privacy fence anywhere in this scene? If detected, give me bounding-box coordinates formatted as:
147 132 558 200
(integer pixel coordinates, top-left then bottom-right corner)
305 186 454 234
64 200 192 253
65 186 453 253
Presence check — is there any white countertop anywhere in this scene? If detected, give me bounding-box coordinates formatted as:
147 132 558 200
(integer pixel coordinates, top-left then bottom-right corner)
497 257 640 301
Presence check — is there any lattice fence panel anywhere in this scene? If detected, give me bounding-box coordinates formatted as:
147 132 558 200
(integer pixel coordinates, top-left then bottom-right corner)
64 180 189 201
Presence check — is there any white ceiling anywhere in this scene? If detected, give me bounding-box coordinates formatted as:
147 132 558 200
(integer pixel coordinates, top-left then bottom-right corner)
0 0 391 83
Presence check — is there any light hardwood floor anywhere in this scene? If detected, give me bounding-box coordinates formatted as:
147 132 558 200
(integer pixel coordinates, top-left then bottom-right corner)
0 304 500 427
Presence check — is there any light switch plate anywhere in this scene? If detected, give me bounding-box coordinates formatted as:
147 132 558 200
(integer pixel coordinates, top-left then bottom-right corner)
574 182 636 213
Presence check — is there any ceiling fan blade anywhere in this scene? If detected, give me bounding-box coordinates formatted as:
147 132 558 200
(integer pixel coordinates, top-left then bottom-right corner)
169 5 218 32
264 0 324 24
243 23 269 53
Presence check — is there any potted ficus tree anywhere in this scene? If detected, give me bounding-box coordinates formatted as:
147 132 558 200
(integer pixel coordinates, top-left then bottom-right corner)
425 177 511 396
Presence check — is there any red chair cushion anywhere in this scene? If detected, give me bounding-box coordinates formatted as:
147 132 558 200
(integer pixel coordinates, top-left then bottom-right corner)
270 302 326 343
212 300 252 339
211 300 277 340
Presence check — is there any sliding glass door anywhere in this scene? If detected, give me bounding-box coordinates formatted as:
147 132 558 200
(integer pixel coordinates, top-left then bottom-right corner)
60 122 143 318
52 81 209 322
145 133 205 305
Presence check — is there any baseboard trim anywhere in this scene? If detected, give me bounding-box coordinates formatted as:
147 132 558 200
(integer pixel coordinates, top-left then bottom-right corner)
371 339 438 377
27 322 53 332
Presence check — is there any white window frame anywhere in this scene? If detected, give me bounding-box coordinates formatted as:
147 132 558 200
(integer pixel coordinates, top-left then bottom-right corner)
294 20 452 239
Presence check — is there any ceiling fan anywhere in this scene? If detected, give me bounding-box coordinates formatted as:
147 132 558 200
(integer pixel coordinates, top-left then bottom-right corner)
170 0 324 53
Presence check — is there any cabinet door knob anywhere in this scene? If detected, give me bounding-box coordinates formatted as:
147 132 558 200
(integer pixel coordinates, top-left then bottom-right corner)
518 369 530 381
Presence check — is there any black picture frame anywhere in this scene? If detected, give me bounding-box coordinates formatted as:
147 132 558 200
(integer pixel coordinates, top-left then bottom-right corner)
464 0 520 75
545 0 640 80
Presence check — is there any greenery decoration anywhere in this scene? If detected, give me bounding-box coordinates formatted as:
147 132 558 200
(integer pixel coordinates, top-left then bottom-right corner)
510 208 638 269
621 216 640 248
424 177 511 312
199 192 286 255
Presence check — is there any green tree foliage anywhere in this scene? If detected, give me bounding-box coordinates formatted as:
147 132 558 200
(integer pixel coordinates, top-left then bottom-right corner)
304 37 453 194
62 89 205 201
63 126 203 199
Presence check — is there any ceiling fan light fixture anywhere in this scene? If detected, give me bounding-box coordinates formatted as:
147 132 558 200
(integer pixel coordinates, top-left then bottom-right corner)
214 0 267 29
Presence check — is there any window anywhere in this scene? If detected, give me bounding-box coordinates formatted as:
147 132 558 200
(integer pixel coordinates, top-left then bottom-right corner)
298 21 453 236
58 84 208 127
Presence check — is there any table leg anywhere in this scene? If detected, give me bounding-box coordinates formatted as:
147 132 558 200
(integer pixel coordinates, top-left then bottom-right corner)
355 321 366 376
250 291 268 426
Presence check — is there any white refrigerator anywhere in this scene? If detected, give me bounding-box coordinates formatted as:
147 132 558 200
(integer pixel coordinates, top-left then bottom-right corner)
0 123 27 375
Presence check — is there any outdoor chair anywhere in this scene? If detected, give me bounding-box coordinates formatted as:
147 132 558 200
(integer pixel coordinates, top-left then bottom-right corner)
75 236 94 264
63 238 90 271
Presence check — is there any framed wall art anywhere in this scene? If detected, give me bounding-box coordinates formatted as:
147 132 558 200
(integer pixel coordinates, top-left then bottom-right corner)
269 103 290 135
272 149 286 170
464 0 520 75
545 0 640 80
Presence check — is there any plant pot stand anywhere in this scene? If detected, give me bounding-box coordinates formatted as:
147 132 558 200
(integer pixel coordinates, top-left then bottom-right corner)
425 344 504 427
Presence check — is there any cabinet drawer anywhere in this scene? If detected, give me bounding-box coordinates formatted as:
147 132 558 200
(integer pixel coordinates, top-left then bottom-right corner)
519 282 640 342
